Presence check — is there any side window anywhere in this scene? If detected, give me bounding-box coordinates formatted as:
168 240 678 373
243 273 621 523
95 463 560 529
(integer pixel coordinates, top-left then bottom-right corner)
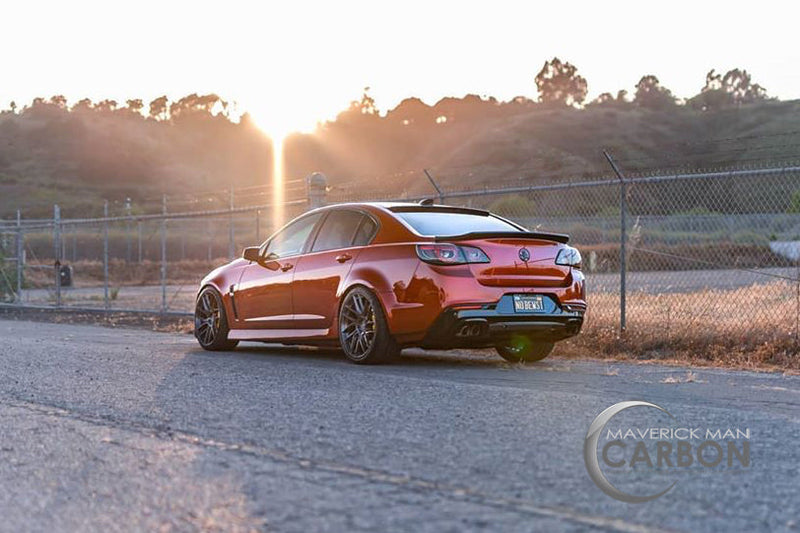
311 211 364 252
353 216 377 246
265 213 322 258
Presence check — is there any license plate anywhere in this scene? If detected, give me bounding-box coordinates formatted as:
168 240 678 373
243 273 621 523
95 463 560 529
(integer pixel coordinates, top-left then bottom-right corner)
513 294 544 313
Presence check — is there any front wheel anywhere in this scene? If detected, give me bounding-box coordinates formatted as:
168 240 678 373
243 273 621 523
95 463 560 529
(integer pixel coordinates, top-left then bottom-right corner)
495 338 554 363
194 287 239 351
338 287 399 364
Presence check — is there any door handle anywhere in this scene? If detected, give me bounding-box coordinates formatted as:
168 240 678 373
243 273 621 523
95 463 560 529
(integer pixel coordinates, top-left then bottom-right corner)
280 263 294 272
335 254 353 263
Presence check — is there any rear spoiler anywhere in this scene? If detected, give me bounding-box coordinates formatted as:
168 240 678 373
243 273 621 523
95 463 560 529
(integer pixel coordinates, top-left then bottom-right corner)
434 231 570 244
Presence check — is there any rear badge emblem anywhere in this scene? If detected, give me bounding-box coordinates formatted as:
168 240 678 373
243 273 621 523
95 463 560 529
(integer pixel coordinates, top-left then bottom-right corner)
518 248 531 262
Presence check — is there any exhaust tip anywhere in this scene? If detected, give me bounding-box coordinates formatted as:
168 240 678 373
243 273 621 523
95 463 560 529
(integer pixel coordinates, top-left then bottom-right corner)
455 320 488 338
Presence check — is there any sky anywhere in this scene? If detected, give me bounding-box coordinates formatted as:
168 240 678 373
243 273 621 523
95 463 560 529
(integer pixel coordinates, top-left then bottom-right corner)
2 0 799 137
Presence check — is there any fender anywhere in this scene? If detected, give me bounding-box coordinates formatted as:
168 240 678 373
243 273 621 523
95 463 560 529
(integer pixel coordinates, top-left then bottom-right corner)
198 258 248 325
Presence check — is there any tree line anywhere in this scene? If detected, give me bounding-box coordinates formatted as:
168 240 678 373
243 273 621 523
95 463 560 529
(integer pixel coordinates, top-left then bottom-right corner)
1 57 775 124
534 58 770 111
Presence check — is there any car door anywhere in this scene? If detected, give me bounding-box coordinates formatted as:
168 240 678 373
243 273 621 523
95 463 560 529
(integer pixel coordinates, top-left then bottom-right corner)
234 212 323 329
292 209 378 331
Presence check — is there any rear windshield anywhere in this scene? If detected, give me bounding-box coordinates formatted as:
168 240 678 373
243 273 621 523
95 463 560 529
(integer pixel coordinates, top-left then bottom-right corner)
394 210 521 236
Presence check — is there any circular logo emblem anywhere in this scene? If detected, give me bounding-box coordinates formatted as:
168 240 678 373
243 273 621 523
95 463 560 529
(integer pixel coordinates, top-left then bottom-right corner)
518 248 531 262
584 401 677 503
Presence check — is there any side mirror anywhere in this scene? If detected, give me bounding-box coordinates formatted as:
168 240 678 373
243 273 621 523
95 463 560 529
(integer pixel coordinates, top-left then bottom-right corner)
242 247 261 262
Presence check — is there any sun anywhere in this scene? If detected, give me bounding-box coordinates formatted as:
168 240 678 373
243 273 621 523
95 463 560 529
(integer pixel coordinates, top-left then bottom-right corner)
244 110 308 234
238 92 344 232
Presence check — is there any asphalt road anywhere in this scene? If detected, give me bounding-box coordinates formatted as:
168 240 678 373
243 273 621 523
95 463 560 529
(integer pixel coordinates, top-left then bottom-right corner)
0 319 798 532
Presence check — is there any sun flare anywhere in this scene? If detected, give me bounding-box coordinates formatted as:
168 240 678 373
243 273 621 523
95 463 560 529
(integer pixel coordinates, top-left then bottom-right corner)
242 98 331 234
271 134 285 232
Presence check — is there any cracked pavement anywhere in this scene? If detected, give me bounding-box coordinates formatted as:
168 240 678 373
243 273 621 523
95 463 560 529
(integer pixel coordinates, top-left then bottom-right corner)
0 320 798 532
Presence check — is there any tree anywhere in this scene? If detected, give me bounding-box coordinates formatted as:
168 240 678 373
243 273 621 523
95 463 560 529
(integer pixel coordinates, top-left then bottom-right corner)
49 95 68 109
349 87 378 115
126 99 144 115
689 68 769 111
535 58 588 107
149 96 168 120
9 101 16 113
94 99 118 113
71 98 93 113
169 93 223 120
634 75 677 110
589 92 615 106
335 87 380 125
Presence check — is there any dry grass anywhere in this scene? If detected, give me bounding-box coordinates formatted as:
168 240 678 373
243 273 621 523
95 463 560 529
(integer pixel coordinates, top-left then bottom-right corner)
555 280 800 371
0 307 194 333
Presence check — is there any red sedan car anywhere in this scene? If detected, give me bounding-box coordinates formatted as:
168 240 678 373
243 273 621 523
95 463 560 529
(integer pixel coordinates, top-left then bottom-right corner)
194 202 585 364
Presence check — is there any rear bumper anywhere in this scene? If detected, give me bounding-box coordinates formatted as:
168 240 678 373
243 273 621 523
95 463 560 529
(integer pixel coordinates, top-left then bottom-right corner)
419 294 584 349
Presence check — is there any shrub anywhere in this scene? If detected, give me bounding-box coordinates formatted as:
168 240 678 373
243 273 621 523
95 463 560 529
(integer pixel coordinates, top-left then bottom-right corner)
788 190 800 214
0 248 17 302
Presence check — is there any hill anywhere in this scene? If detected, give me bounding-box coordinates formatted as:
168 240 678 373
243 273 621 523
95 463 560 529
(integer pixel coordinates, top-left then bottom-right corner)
1 94 799 218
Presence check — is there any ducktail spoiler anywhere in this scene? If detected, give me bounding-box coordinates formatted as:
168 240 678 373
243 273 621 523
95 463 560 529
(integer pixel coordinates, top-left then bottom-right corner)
434 231 570 244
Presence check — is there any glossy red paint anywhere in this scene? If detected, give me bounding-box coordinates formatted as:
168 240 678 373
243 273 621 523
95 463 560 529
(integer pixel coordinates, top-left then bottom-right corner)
197 202 587 348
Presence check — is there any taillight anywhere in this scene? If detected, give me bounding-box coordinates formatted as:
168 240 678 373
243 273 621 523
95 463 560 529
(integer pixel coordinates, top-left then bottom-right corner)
416 244 490 265
555 245 582 268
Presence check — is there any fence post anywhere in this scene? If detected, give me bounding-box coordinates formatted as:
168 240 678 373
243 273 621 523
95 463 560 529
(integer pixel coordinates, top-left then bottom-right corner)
15 210 22 304
137 221 143 263
603 151 627 333
125 197 132 264
54 204 61 307
161 195 167 313
423 169 445 204
103 200 109 310
228 188 235 260
207 219 212 262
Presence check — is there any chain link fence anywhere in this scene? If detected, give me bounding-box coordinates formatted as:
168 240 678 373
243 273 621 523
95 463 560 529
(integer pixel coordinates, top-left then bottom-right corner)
0 198 309 315
2 164 800 359
426 164 800 358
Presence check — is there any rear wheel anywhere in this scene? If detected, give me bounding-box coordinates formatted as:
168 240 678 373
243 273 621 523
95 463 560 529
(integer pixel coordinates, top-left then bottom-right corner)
195 287 239 351
495 337 554 363
338 287 399 364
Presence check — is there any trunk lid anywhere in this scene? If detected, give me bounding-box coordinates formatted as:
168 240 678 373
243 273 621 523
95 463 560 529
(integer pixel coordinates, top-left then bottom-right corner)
463 238 571 287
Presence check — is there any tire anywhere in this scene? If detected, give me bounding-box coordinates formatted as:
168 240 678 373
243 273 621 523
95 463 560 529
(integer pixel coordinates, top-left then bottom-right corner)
495 337 554 363
338 286 399 364
194 287 239 351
